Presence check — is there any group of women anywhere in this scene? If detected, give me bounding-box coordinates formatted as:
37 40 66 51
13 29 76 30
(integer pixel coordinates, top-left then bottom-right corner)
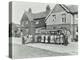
35 31 69 46
22 30 69 46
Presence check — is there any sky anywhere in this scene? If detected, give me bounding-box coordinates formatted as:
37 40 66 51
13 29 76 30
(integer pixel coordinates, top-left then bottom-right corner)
12 2 55 24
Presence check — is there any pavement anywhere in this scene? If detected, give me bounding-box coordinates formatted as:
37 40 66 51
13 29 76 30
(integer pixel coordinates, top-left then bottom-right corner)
27 42 78 55
10 37 78 59
12 44 70 59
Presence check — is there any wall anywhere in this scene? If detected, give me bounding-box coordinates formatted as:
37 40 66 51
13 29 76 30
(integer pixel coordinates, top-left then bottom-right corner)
46 12 71 25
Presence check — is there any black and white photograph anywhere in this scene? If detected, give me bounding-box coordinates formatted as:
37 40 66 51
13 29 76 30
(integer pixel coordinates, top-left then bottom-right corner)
9 1 78 59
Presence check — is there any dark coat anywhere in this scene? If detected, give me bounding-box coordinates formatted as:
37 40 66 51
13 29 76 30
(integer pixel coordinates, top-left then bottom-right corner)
47 36 50 43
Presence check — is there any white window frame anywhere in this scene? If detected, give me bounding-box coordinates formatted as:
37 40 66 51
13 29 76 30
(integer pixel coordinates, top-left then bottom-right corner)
62 14 66 23
35 21 39 24
52 15 56 21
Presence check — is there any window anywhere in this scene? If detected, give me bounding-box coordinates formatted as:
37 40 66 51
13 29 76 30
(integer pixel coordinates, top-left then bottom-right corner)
75 14 78 18
22 22 24 27
75 14 78 20
52 15 56 22
35 21 39 24
53 27 56 29
26 29 29 33
53 19 54 21
35 29 40 33
52 15 56 19
26 21 28 24
62 14 66 23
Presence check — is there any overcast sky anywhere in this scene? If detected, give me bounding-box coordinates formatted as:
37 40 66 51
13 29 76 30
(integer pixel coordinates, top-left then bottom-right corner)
12 2 55 24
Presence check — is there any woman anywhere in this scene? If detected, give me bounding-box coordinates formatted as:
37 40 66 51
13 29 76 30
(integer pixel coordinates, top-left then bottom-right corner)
60 33 64 45
21 32 25 45
22 36 25 44
43 35 46 43
56 33 60 44
63 34 68 46
47 35 50 43
37 35 42 43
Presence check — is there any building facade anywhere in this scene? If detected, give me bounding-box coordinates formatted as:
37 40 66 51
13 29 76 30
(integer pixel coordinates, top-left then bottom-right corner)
45 4 78 41
20 4 78 43
20 5 51 42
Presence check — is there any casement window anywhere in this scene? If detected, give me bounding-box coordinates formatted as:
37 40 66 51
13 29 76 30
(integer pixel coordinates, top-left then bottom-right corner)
35 29 40 33
35 21 39 24
26 29 29 33
53 27 56 29
62 14 66 23
22 22 25 27
25 21 28 24
52 15 56 21
75 14 78 18
52 15 56 19
75 14 78 20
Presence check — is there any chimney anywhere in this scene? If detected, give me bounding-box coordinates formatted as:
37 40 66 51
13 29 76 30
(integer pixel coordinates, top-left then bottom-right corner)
28 8 32 13
46 5 51 12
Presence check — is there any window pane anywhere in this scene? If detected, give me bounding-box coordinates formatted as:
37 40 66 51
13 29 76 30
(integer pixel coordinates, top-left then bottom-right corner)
52 15 56 19
62 14 66 23
36 21 39 24
26 21 28 24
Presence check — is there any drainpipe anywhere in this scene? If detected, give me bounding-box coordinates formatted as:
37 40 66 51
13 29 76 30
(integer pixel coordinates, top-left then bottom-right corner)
30 21 35 42
72 14 75 42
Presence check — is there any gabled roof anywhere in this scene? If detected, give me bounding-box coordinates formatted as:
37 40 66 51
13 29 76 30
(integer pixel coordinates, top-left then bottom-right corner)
21 11 33 22
21 10 50 28
21 10 50 22
60 4 78 14
45 4 78 20
32 11 50 19
20 11 33 25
